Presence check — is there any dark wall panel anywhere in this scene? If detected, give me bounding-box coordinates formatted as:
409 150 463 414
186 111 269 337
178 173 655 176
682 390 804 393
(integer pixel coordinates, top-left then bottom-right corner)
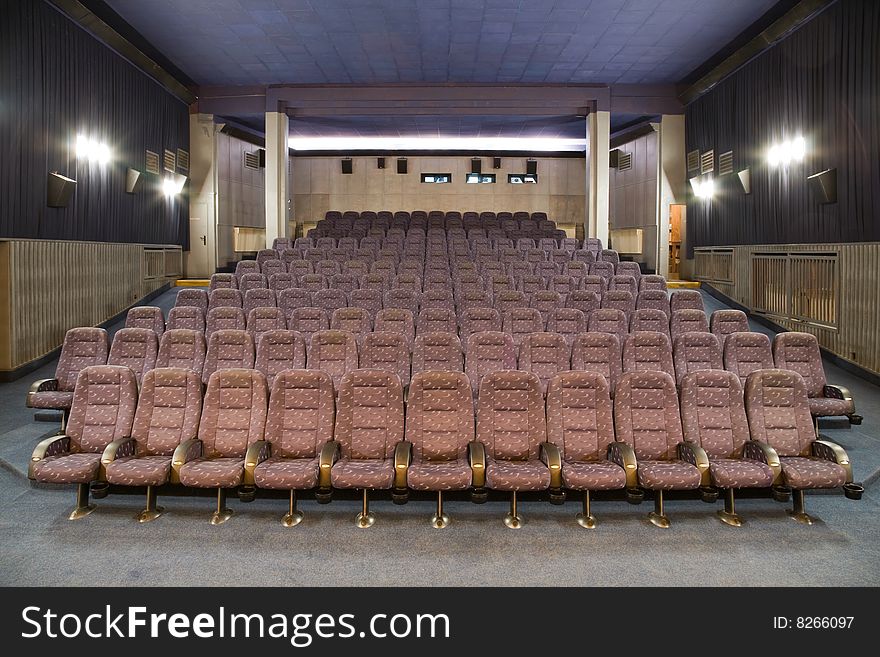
0 0 189 247
685 0 879 255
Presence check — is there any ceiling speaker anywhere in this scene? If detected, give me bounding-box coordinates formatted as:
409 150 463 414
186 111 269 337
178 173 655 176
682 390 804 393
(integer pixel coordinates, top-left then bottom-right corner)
341 158 353 174
47 172 76 208
397 158 407 174
378 157 385 169
526 159 537 175
737 168 751 195
493 157 501 169
125 168 143 194
471 157 481 174
807 168 837 204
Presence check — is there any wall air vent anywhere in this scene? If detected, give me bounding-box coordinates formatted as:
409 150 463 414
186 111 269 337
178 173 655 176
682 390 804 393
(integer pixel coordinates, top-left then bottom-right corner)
719 150 734 176
244 151 261 170
163 149 176 173
145 150 160 175
700 149 715 175
176 149 190 174
687 149 700 172
618 151 632 171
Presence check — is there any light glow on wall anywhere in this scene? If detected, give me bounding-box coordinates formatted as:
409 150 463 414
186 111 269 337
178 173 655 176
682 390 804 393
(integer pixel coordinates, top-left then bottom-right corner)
767 135 806 167
690 177 715 199
287 136 586 152
162 173 186 196
76 134 111 165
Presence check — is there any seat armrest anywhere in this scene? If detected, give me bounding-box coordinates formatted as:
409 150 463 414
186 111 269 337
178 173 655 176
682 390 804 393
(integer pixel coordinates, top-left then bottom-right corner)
743 440 782 485
539 442 563 490
318 440 341 490
26 378 58 407
468 441 487 488
393 440 412 490
607 441 638 489
812 440 853 483
823 384 853 404
99 437 136 479
678 441 711 487
243 440 272 486
170 439 202 484
28 434 70 479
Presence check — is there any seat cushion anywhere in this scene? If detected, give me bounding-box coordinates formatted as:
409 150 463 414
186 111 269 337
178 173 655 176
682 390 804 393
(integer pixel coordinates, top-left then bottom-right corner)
708 458 774 489
32 453 102 484
253 457 319 490
561 460 626 491
637 460 701 490
486 459 550 491
331 458 394 490
29 391 75 410
407 460 472 491
779 456 846 489
178 457 244 488
808 397 854 417
105 455 172 486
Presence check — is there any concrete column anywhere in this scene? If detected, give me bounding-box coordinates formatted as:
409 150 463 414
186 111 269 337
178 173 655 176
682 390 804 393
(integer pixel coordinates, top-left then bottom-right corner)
658 115 686 278
586 110 611 244
264 111 289 249
185 113 219 278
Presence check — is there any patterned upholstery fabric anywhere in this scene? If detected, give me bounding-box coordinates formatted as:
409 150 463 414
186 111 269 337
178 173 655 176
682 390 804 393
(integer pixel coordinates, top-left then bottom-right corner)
262 260 285 281
530 290 564 323
518 332 571 394
723 332 773 386
312 288 348 314
32 366 138 484
202 329 255 385
591 261 615 281
502 308 544 347
546 371 625 491
412 332 463 374
417 308 458 336
546 308 586 346
254 329 307 386
567 290 601 317
174 289 208 313
622 331 675 379
329 274 358 295
156 329 207 375
639 275 667 292
630 308 670 338
772 332 853 416
349 288 383 318
478 371 550 491
616 261 641 281
599 250 620 266
299 274 328 292
330 307 372 339
289 260 314 279
359 331 411 386
670 309 710 339
384 289 420 317
289 307 330 343
105 368 202 486
459 307 503 341
307 330 358 390
776 457 846 489
108 328 159 386
636 290 671 317
254 369 335 490
331 369 404 489
125 306 165 337
517 274 546 298
609 275 638 298
205 307 247 337
601 290 635 319
710 310 750 346
573 249 596 265
209 273 237 291
571 332 622 395
494 290 528 316
166 306 206 332
239 273 269 296
29 327 108 410
670 290 704 313
179 369 268 488
278 288 313 320
374 308 415 348
614 371 699 490
547 275 576 299
580 275 607 298
209 288 243 310
247 307 287 345
465 331 517 397
672 332 723 384
406 371 474 491
587 308 628 341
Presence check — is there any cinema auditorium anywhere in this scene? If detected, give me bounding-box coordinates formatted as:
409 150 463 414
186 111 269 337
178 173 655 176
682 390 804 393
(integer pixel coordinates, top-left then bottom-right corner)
1 0 878 588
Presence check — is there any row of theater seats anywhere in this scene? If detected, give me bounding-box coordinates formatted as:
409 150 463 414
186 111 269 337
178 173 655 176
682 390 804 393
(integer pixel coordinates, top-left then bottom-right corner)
278 235 595 257
29 364 862 529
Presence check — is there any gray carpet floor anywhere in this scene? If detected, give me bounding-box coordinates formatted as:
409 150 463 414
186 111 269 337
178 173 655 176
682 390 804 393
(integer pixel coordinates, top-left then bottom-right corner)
1 288 878 587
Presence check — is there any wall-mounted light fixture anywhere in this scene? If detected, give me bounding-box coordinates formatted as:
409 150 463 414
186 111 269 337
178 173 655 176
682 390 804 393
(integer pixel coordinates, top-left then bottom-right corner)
689 177 715 199
767 135 806 167
162 172 186 196
76 134 111 165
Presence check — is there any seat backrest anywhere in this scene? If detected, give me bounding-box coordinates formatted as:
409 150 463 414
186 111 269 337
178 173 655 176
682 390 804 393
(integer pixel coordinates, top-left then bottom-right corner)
208 288 243 310
166 306 205 333
198 369 267 458
278 288 314 320
108 327 159 385
546 371 614 462
202 329 255 385
392 273 422 292
412 332 463 374
265 369 335 458
329 273 358 295
54 327 110 392
315 260 341 277
234 260 260 282
629 308 670 338
580 274 606 298
209 273 237 291
307 330 359 390
622 331 674 378
65 365 139 453
288 260 314 279
602 289 635 318
547 276 575 298
507 260 533 279
289 307 330 341
534 261 559 280
772 331 827 397
344 260 370 278
724 332 773 386
299 273 327 292
335 369 404 460
613 371 683 461
710 310 750 346
156 329 207 375
636 290 671 317
517 274 546 297
670 309 709 339
587 307 628 341
417 307 458 336
205 306 246 336
311 288 348 314
590 261 615 281
131 367 202 456
680 370 750 459
616 261 641 281
247 306 288 343
530 290 563 321
567 289 601 316
374 308 415 346
639 275 667 292
494 290 528 316
256 249 279 268
254 329 307 386
420 288 455 311
460 307 502 339
261 260 285 281
672 332 722 385
670 289 704 313
518 332 571 393
609 275 638 299
476 370 546 462
359 331 411 386
243 288 277 316
546 307 586 345
330 307 372 336
573 249 596 265
744 369 815 457
348 288 384 318
175 289 209 312
456 287 492 312
571 332 622 395
502 308 545 346
239 273 268 295
465 331 517 396
599 249 619 265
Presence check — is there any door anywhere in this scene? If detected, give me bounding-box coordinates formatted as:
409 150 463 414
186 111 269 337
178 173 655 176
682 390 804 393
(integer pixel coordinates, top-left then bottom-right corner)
186 202 210 278
668 204 684 278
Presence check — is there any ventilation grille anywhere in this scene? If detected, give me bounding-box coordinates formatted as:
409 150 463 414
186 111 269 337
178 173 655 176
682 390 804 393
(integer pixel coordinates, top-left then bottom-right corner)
145 150 160 175
176 149 190 174
163 149 176 173
719 150 734 176
618 151 632 171
700 149 715 175
687 149 700 172
244 151 261 170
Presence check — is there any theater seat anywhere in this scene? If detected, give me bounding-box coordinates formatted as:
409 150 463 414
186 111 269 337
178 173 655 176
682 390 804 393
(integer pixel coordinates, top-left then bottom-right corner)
744 369 862 524
176 369 268 524
166 306 205 333
412 332 463 374
546 307 586 346
723 332 773 386
125 306 165 337
156 329 206 376
374 308 415 348
622 331 675 379
417 307 458 336
29 365 138 520
614 371 703 527
670 309 709 340
670 290 704 313
27 327 109 428
254 329 307 386
246 307 287 345
307 330 358 390
329 369 407 527
672 332 722 385
502 307 544 347
175 288 209 312
571 332 622 396
518 332 570 395
359 331 411 390
108 327 159 386
103 367 202 522
710 310 749 347
546 371 633 527
465 331 516 397
202 329 255 385
404 371 477 528
245 369 335 526
477 370 552 528
680 370 776 526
